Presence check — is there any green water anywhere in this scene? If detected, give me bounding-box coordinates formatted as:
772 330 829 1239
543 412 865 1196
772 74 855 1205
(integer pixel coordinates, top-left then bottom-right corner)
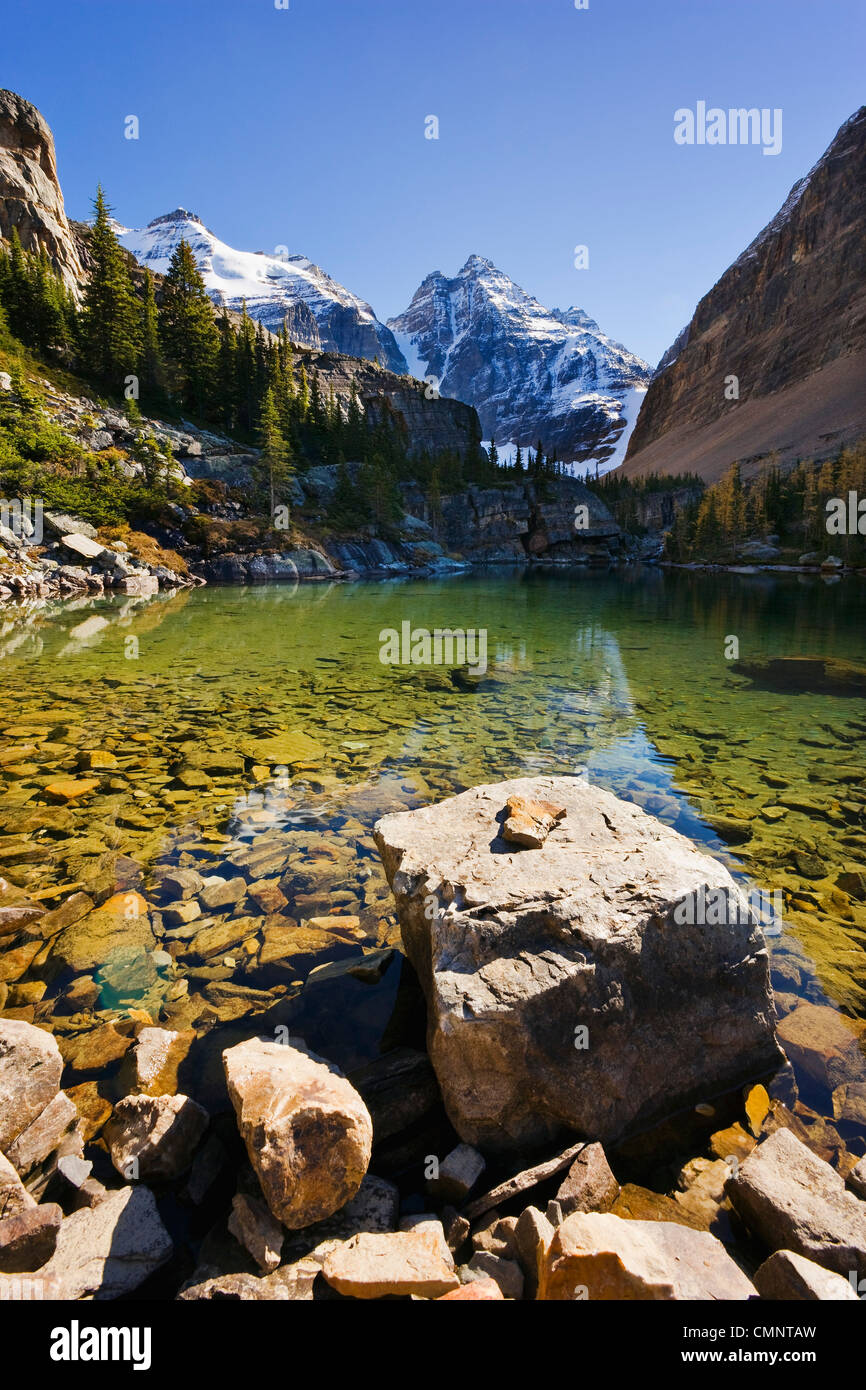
0 567 864 1100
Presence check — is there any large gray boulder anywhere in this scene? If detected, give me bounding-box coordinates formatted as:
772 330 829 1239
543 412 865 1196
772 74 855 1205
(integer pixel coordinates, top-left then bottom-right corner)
374 776 781 1151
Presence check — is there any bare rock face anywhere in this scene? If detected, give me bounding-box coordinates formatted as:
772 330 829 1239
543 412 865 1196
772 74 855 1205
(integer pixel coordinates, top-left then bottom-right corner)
0 90 84 288
375 776 781 1151
622 106 866 483
726 1128 866 1277
0 1020 63 1152
754 1250 858 1301
538 1211 756 1300
223 1037 373 1229
105 1093 209 1182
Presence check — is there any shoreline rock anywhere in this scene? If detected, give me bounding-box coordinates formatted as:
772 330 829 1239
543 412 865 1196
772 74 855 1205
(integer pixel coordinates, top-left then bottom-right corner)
375 775 782 1150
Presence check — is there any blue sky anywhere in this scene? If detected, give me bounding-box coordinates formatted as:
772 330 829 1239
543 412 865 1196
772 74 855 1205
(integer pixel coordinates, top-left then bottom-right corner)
3 0 863 365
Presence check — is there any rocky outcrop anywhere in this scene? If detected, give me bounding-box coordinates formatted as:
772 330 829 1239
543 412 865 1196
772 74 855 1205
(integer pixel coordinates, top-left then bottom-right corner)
622 107 866 483
0 90 84 287
400 473 621 564
389 255 649 470
374 775 781 1151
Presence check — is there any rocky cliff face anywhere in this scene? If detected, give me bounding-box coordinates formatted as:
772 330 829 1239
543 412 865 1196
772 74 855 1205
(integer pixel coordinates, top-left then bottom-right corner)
0 89 84 288
622 106 866 484
389 256 649 473
117 210 408 373
400 473 621 563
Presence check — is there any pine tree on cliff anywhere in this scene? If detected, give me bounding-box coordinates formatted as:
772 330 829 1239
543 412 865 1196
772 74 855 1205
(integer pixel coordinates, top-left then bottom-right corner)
79 187 141 385
0 229 35 342
138 270 166 406
255 386 294 520
159 237 219 415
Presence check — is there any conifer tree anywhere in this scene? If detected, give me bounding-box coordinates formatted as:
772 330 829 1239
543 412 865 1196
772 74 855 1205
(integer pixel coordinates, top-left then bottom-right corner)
139 269 165 406
79 186 141 385
255 385 294 520
159 237 218 414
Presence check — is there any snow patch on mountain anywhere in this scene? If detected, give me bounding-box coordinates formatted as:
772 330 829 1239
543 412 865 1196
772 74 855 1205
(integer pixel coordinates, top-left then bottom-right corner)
116 209 407 372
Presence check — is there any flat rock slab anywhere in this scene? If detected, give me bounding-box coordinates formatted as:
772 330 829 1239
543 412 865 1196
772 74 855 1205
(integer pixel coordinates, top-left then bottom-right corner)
538 1211 756 1300
41 1186 173 1299
726 1128 866 1277
323 1230 460 1299
375 776 780 1150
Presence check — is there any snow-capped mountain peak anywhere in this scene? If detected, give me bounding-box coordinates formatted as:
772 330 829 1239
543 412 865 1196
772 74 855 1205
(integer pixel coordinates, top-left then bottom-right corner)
388 257 649 473
115 210 408 372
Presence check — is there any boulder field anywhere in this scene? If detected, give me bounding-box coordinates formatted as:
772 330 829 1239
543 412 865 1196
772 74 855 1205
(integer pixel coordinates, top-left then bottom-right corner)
374 776 782 1151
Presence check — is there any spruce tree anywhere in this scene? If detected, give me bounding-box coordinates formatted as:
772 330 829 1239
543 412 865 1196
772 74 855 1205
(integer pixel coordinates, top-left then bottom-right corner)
159 237 219 415
139 270 165 407
255 385 294 520
79 186 141 386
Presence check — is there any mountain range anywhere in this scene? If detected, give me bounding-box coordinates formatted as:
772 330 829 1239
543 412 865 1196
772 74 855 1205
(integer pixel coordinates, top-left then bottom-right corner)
116 215 650 474
115 209 408 373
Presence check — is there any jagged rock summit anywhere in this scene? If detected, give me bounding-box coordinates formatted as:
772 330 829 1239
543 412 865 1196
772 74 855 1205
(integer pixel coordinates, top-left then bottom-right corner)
389 255 650 473
621 106 866 483
0 89 84 288
116 208 408 372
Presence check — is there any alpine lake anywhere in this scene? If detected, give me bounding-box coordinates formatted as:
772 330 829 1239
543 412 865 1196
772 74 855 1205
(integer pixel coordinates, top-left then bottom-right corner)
1 565 864 1140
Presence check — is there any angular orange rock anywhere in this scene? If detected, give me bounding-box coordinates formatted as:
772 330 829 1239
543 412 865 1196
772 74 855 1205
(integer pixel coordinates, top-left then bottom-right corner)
438 1277 504 1300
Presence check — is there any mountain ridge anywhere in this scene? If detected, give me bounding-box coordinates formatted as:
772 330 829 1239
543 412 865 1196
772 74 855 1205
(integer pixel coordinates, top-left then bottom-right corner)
621 105 866 483
388 254 650 474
